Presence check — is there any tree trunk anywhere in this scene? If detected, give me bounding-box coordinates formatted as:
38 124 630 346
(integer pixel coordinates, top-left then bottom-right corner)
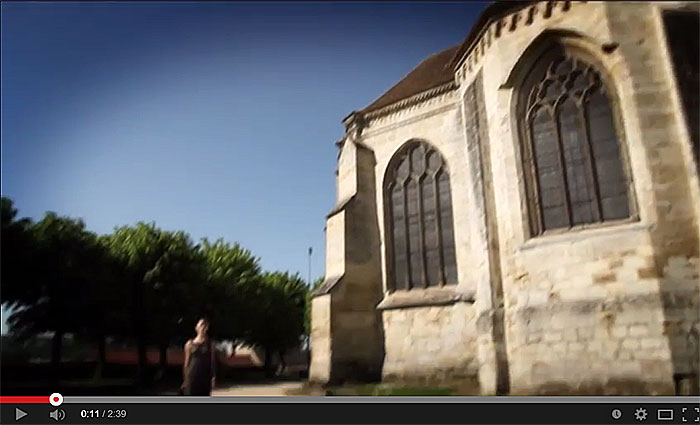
278 350 286 375
133 280 148 382
263 348 274 378
94 335 106 380
51 330 64 385
137 338 147 380
157 343 168 380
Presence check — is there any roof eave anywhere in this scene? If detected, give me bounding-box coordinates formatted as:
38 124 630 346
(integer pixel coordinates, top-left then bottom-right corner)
362 80 457 121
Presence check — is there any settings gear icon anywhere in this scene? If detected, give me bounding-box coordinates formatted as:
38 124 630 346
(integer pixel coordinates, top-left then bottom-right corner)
635 408 648 421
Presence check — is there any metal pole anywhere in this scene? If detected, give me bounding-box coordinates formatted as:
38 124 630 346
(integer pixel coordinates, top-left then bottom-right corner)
308 247 312 286
306 247 313 352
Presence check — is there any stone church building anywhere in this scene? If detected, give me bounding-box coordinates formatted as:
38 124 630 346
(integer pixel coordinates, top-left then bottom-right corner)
310 1 699 395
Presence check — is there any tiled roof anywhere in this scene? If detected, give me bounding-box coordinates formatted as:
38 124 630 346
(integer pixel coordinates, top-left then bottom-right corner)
361 46 459 114
358 1 536 115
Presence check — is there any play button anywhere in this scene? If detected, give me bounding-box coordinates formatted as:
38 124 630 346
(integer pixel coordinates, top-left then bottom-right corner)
15 408 28 421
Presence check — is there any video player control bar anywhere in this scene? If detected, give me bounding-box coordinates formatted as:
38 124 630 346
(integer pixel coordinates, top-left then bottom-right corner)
2 401 698 424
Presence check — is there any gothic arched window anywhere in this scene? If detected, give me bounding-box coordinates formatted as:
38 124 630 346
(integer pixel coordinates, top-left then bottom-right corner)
518 44 633 236
384 141 457 291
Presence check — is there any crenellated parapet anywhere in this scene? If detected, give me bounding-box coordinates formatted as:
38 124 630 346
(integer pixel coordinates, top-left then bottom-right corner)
454 1 583 84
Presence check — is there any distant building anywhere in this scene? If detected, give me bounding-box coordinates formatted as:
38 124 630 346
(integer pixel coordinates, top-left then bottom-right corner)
310 1 699 395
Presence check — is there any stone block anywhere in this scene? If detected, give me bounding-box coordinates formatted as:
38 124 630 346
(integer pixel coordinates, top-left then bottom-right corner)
629 325 649 337
544 332 563 343
552 342 567 353
611 326 628 338
593 272 617 284
568 342 585 352
640 338 664 349
622 339 641 350
588 340 604 353
577 327 595 341
564 330 578 342
526 333 542 344
619 351 633 360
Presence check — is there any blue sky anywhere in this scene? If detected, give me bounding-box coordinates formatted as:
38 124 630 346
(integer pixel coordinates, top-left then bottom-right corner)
1 1 486 332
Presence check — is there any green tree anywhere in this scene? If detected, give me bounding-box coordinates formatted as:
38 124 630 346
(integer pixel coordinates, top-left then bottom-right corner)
105 223 209 379
200 239 262 343
105 222 165 379
78 234 131 379
6 212 100 377
247 271 309 376
147 230 208 375
1 197 35 309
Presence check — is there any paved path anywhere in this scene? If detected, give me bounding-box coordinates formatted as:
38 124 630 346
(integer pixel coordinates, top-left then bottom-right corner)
213 380 305 396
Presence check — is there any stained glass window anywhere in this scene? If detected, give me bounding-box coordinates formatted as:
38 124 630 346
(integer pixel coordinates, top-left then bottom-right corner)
519 45 631 235
385 142 457 290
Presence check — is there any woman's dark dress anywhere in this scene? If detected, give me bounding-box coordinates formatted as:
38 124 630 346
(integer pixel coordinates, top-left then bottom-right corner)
182 340 213 396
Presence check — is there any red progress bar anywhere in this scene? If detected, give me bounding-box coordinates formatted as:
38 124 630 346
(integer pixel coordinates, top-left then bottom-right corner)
0 396 49 403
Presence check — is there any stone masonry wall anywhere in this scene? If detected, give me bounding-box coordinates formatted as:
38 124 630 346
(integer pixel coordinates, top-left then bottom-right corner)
381 303 480 391
454 1 700 394
359 86 485 383
310 137 384 385
363 91 479 299
503 233 682 395
314 0 699 394
309 294 331 384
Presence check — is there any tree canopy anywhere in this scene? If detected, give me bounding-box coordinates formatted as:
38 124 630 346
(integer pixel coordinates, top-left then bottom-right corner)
1 196 317 379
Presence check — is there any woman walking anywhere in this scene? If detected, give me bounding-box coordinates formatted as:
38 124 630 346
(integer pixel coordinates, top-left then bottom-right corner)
181 318 216 396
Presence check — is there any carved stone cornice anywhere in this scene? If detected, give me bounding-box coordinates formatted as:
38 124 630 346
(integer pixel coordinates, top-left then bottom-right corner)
362 102 458 139
362 81 457 124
